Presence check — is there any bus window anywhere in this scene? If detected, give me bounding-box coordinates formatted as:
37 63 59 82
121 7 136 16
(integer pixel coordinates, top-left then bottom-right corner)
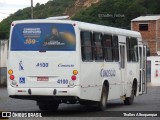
126 37 138 62
126 37 131 62
112 35 119 61
130 38 138 62
93 33 104 61
81 31 93 61
103 34 113 61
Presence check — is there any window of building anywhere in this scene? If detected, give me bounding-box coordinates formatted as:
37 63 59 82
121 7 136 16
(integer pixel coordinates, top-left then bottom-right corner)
112 35 119 61
93 33 104 61
81 31 93 61
139 24 148 31
126 37 138 62
103 34 113 61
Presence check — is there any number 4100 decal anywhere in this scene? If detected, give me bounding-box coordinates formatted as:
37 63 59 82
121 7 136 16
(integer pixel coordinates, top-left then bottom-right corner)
36 63 48 67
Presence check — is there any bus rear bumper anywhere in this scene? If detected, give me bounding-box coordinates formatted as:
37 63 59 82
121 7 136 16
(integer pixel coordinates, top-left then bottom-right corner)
9 95 79 101
8 85 81 100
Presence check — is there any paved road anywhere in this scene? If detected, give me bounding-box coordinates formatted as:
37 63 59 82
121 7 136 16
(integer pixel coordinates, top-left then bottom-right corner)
0 86 160 120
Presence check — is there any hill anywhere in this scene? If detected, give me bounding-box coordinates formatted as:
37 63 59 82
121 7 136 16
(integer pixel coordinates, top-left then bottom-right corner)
72 0 160 28
0 0 100 39
0 0 160 39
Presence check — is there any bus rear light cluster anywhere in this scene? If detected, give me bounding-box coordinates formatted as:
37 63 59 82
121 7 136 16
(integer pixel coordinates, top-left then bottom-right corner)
71 70 78 81
8 69 15 80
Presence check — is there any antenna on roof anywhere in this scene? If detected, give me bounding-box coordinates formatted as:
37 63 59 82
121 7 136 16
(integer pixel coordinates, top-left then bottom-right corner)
46 16 70 20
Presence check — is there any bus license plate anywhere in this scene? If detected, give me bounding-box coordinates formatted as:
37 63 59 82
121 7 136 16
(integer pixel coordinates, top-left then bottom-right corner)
37 77 49 81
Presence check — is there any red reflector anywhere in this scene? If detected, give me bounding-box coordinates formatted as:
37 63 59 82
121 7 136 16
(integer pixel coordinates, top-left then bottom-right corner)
18 90 22 92
71 75 76 81
10 75 15 80
37 77 49 81
59 91 67 93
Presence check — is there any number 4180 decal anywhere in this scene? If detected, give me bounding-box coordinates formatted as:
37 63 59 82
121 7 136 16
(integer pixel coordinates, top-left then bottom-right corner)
36 63 48 67
57 79 68 84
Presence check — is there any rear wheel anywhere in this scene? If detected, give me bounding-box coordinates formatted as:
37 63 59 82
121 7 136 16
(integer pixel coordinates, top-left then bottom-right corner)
97 85 108 111
124 85 135 105
37 101 59 111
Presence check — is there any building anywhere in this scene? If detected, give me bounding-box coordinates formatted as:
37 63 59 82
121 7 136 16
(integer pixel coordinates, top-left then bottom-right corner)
131 15 160 55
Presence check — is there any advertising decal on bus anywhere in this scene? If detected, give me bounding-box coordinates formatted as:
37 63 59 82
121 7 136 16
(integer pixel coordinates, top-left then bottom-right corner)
11 23 76 51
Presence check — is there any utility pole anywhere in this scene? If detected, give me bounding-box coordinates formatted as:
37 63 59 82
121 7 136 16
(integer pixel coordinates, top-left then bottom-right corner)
31 0 33 19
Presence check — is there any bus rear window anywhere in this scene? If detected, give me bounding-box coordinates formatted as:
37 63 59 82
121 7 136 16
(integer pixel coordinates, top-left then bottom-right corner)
11 23 76 51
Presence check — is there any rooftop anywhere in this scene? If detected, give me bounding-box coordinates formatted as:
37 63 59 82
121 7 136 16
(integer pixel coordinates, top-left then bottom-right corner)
131 15 160 21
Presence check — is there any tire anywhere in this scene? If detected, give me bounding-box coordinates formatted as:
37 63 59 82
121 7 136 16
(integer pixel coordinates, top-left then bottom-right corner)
97 85 108 111
124 85 135 105
37 101 59 111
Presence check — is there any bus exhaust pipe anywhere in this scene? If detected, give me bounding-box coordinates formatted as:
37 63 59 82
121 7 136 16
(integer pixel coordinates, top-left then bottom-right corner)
53 89 57 95
28 89 32 95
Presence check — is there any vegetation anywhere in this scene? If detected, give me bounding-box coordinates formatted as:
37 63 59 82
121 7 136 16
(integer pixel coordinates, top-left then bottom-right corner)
1 0 160 39
72 0 160 28
0 0 75 39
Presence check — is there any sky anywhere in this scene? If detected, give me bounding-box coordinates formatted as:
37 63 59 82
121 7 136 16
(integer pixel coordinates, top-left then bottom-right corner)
0 0 49 22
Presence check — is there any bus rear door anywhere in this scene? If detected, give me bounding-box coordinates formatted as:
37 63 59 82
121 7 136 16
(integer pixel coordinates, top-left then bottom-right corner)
119 43 127 96
139 45 147 94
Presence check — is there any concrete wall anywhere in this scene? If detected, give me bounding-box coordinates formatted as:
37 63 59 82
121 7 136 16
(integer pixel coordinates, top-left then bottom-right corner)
147 56 160 86
0 67 7 87
0 40 8 87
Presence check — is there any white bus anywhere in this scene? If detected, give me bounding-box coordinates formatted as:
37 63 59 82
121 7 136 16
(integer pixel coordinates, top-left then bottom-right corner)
7 17 147 111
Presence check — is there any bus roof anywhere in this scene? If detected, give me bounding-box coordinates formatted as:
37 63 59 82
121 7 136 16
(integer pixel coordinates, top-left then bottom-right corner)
12 19 141 39
77 21 141 38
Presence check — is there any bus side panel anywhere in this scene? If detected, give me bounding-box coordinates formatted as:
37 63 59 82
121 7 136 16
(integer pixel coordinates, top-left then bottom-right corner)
126 63 139 97
80 63 102 101
80 62 121 101
105 63 121 100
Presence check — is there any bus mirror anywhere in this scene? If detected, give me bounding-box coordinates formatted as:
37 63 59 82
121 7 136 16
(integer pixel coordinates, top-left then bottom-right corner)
146 47 150 57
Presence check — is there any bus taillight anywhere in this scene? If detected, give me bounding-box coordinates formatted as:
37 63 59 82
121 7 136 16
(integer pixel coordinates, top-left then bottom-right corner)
71 75 76 81
8 69 13 75
73 70 78 75
10 75 15 80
